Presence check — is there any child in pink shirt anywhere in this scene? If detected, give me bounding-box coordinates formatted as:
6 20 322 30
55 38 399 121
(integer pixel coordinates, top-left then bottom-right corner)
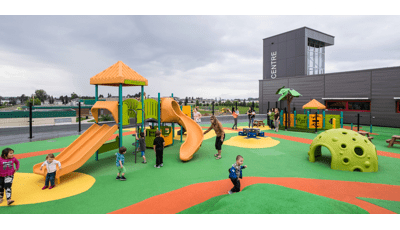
0 148 20 205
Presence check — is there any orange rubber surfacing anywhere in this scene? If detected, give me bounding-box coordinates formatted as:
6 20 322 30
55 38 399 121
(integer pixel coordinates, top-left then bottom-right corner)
109 177 400 214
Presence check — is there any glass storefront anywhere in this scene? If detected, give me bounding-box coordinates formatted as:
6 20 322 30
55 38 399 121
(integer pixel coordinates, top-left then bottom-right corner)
307 38 325 75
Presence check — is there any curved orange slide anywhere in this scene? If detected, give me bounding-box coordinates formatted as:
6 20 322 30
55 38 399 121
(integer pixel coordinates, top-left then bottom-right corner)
33 123 118 182
160 98 203 161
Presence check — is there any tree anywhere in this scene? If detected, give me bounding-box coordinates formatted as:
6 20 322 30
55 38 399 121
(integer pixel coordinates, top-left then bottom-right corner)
276 86 302 129
184 97 188 105
99 94 104 98
242 99 246 106
35 89 48 102
196 100 199 106
107 93 112 98
60 96 65 104
71 92 78 100
225 100 232 106
0 96 2 105
25 98 41 106
9 97 17 106
178 101 182 105
64 95 69 104
19 94 28 104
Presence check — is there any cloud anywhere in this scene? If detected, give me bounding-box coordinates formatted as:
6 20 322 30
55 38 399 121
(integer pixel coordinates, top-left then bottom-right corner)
0 15 399 100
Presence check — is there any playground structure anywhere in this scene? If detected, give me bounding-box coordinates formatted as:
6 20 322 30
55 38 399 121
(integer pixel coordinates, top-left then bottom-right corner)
308 128 378 172
33 61 203 183
239 128 265 138
280 99 343 132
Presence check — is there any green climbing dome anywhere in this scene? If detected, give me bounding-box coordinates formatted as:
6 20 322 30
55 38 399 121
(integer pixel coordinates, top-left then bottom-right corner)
308 128 378 172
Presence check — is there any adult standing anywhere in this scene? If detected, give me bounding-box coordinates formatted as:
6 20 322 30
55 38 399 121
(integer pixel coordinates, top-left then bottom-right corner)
203 115 225 160
246 107 253 128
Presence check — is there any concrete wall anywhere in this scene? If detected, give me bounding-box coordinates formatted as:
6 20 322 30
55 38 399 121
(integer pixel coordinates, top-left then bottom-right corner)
0 117 76 127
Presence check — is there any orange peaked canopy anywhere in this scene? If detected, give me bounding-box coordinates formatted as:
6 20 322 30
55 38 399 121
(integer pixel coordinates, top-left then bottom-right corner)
302 99 326 109
90 61 148 87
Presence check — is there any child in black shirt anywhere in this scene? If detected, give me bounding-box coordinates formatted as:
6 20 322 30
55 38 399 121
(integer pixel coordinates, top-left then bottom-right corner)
153 130 165 168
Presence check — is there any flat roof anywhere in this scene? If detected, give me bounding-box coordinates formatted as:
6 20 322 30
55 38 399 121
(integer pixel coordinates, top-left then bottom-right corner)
263 26 335 40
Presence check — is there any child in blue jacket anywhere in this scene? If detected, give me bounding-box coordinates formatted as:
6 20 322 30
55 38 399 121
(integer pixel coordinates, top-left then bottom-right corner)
228 155 247 194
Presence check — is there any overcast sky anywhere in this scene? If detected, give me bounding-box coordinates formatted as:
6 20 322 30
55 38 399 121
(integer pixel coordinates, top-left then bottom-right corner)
1 15 400 100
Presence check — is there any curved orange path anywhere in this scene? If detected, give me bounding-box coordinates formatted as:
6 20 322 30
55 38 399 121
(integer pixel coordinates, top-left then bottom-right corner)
109 177 400 214
15 129 400 159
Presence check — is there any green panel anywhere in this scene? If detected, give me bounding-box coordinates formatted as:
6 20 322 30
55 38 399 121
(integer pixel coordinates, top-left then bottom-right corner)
139 127 157 148
325 114 341 129
155 126 172 137
98 137 119 154
144 98 158 120
296 114 308 129
124 80 146 86
0 110 76 118
123 99 142 123
122 103 129 126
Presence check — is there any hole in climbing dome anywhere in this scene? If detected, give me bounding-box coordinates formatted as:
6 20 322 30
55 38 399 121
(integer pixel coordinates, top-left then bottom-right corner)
353 168 362 172
364 140 368 143
341 144 346 148
342 132 347 135
343 158 349 163
352 138 356 141
354 147 364 156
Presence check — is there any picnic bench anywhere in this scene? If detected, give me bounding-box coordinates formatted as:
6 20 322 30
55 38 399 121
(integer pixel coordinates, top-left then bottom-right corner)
357 131 374 142
386 135 400 148
253 120 265 128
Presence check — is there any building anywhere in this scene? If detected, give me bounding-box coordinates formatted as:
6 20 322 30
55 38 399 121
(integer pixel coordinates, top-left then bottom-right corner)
259 27 400 128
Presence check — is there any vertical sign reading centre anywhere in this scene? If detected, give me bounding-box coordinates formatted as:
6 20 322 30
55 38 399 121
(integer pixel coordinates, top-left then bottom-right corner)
271 51 277 79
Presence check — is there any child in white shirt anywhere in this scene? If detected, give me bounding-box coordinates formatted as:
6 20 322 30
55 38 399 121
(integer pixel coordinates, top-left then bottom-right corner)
40 153 62 190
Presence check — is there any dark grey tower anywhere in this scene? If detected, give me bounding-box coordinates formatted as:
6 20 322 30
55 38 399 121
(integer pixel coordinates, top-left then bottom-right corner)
263 27 334 80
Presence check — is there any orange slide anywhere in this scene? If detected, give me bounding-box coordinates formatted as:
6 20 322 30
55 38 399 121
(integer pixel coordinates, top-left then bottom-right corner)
160 98 203 161
33 123 118 183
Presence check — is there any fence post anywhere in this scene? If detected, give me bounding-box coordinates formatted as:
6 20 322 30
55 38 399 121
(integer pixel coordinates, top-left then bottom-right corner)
78 101 81 133
284 107 287 130
322 110 325 129
351 123 353 130
307 111 310 130
314 112 318 133
29 102 33 139
294 110 297 128
370 124 372 133
357 113 360 131
340 111 343 128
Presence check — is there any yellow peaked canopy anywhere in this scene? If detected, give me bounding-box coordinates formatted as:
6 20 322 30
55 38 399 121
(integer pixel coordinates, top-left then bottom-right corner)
302 99 326 109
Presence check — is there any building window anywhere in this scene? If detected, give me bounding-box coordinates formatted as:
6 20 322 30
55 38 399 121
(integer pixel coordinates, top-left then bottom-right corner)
326 100 371 112
397 101 400 113
307 38 325 75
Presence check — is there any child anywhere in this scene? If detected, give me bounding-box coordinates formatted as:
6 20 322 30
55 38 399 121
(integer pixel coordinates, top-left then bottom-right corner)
193 108 202 124
153 130 165 168
40 153 62 190
0 148 19 205
136 132 147 164
116 146 127 181
228 155 247 194
227 107 238 130
269 109 275 130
